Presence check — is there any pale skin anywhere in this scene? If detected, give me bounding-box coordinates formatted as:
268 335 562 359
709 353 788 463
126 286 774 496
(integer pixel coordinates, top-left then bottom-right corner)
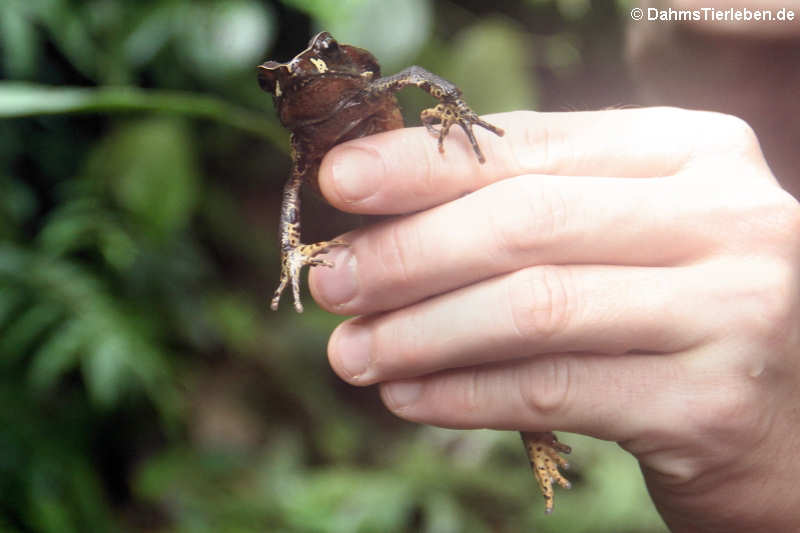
307 107 800 532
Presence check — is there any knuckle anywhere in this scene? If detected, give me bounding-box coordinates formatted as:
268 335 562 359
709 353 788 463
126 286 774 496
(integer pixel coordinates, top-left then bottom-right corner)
714 188 800 255
718 198 800 345
706 259 796 353
709 184 800 255
518 356 572 418
758 191 800 255
376 221 419 286
681 377 762 444
442 367 485 415
714 113 759 152
740 260 799 349
696 111 762 159
516 111 561 174
416 135 439 195
488 179 568 261
507 265 574 342
704 386 755 427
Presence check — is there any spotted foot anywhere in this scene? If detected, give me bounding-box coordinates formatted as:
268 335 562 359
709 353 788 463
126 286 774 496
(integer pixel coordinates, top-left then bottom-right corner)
520 431 572 514
420 99 504 163
270 239 347 312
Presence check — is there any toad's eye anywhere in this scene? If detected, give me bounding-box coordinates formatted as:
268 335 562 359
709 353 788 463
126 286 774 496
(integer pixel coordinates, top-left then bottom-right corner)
320 37 339 53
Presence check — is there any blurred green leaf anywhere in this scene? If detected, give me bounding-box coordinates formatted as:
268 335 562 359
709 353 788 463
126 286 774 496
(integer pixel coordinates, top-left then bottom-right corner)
26 445 114 533
17 0 100 81
176 0 277 81
82 334 130 408
282 0 366 24
0 83 286 148
421 493 465 533
320 0 433 71
440 19 537 113
0 4 40 79
556 0 591 20
27 318 87 392
281 469 415 533
0 287 27 331
0 244 178 415
209 292 261 352
86 118 198 238
544 33 582 72
121 3 176 68
0 177 37 237
38 199 139 269
0 303 63 368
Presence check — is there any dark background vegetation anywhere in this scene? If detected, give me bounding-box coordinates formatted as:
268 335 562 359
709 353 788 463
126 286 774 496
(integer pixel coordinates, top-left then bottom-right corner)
0 0 668 531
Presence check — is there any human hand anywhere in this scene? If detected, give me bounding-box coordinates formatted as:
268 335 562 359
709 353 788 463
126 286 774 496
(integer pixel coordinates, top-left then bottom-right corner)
309 108 800 532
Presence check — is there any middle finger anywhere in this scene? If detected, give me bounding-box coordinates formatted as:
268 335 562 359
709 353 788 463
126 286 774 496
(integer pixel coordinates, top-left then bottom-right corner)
311 174 718 314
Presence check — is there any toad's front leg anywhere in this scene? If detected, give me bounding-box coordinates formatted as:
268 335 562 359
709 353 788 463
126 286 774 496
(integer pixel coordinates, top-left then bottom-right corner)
271 157 346 313
367 65 504 163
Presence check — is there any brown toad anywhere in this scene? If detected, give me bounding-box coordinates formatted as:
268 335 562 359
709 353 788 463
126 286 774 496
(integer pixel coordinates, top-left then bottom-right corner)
258 31 570 513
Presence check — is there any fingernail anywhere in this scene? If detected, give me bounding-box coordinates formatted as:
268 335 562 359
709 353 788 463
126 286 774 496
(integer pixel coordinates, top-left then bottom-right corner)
331 147 383 203
335 323 372 379
383 380 422 409
314 247 358 306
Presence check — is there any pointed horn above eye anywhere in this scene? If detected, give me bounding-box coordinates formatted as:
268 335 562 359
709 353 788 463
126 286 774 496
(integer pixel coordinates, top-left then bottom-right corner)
309 31 330 46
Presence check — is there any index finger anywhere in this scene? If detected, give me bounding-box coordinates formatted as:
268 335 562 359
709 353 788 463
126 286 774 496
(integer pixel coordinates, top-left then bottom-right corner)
318 106 720 215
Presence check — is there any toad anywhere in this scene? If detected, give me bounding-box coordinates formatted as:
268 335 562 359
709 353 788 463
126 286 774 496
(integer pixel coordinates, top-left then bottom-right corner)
258 31 571 513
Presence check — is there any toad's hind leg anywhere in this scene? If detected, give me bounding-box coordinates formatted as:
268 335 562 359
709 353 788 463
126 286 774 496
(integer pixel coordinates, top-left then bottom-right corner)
271 239 346 313
521 431 572 514
271 161 346 313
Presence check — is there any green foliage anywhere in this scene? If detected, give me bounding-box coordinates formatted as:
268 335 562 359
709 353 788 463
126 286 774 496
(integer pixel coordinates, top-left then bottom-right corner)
314 0 433 71
435 19 538 113
0 381 115 533
0 0 667 532
0 84 286 146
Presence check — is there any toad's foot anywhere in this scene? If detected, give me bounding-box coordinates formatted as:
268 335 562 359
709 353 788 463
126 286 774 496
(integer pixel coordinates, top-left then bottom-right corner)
271 239 347 313
420 99 504 164
521 431 572 514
